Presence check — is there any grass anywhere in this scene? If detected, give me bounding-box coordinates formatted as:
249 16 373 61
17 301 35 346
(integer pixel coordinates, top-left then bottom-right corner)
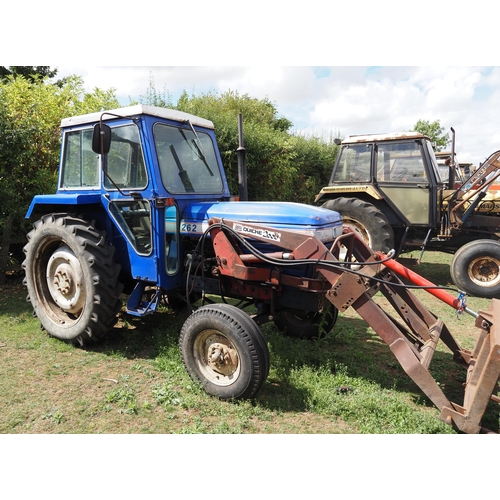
0 251 498 435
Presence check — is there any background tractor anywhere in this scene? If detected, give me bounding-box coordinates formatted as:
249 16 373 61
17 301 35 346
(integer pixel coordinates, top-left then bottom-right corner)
315 130 500 298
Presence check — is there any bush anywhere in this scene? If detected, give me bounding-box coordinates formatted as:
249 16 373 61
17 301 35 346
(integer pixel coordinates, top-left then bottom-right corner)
0 74 119 240
172 89 339 203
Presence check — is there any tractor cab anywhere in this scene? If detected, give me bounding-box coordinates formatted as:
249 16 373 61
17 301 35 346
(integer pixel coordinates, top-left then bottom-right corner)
318 131 444 229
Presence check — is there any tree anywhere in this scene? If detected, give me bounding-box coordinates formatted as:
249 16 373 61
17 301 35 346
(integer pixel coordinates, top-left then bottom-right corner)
134 73 174 108
287 133 339 204
411 119 449 151
0 74 119 241
0 66 58 83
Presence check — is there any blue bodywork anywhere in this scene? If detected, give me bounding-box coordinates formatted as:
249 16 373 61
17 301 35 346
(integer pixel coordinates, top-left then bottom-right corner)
168 201 341 239
26 105 342 314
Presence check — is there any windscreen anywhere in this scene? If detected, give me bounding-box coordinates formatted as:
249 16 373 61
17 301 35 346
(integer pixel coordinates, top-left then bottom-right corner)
153 123 224 194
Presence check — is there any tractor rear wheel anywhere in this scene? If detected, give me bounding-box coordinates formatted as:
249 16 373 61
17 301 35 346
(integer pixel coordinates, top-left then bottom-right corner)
179 303 270 399
22 213 123 345
322 197 394 253
450 239 500 298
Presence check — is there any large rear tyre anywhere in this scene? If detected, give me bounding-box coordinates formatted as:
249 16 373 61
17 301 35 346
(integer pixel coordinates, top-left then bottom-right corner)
22 213 123 345
450 239 500 298
322 197 394 253
274 304 339 339
179 303 270 399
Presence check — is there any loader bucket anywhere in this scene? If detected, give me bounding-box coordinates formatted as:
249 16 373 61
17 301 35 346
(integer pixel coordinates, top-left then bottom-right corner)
292 229 500 433
378 253 500 433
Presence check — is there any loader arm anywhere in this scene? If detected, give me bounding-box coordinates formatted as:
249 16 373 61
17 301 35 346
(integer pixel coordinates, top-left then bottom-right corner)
448 150 500 227
207 218 500 433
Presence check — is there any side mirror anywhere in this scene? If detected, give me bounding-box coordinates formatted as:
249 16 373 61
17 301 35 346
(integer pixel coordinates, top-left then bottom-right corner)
92 123 111 155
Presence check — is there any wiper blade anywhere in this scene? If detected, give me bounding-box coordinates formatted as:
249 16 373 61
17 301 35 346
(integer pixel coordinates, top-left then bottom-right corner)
170 145 194 193
191 139 214 176
180 121 214 176
185 120 206 159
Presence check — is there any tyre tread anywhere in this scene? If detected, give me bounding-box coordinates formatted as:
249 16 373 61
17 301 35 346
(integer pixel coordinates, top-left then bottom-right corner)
322 197 394 252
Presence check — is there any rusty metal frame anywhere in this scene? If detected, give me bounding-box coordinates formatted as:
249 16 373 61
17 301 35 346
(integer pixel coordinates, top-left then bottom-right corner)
207 218 500 433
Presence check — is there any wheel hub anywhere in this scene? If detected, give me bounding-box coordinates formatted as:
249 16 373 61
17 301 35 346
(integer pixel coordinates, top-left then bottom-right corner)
53 268 72 295
470 257 500 287
207 341 238 376
46 246 85 313
193 330 240 385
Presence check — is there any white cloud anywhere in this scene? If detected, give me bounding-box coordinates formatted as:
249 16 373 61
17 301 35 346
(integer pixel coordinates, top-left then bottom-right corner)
54 65 500 167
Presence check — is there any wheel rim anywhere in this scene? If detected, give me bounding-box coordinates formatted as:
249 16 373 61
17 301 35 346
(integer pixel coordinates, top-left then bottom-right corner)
33 240 86 327
46 246 85 313
468 256 500 287
342 217 372 247
337 216 371 265
193 329 240 387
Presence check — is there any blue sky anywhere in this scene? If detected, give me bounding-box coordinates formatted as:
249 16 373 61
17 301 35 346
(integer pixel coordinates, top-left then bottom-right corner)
56 65 500 167
8 0 499 167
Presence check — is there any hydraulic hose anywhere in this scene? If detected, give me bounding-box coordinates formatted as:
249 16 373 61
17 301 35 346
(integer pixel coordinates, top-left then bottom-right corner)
377 252 478 318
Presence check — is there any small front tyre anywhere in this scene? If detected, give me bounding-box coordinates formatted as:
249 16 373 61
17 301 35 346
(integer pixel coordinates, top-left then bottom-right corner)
179 303 270 399
450 239 500 298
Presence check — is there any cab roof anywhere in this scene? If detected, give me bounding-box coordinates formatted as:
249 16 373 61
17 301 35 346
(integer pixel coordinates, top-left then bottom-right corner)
60 104 215 129
342 131 429 144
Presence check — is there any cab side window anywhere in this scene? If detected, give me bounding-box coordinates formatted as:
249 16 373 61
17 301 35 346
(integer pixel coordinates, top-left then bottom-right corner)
60 128 98 188
376 142 426 182
104 124 148 190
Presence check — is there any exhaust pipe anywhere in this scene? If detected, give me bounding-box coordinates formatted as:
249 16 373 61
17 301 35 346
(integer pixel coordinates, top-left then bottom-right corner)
237 113 248 201
449 127 456 188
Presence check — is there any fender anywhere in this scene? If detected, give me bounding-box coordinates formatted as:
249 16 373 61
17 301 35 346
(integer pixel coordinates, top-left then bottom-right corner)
315 184 384 203
26 193 101 218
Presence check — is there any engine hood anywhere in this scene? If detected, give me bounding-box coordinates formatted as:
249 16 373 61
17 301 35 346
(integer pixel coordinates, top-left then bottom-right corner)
171 201 343 243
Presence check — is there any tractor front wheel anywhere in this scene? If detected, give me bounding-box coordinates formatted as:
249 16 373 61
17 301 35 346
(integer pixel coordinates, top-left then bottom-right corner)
179 303 270 399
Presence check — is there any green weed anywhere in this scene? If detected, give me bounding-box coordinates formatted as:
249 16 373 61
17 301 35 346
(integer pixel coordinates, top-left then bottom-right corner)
1 254 499 434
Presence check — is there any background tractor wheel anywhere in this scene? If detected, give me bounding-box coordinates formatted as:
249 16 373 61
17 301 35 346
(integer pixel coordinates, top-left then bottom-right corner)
322 197 394 253
450 239 500 298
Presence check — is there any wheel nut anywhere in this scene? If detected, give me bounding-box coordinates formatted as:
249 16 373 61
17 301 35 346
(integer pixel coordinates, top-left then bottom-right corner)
210 347 224 364
54 271 71 295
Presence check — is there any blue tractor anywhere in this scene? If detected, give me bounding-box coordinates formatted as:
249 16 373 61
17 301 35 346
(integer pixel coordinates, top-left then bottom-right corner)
23 105 343 399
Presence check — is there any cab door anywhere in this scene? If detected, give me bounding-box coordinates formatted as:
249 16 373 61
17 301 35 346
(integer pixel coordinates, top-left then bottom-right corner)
375 141 434 226
100 122 160 283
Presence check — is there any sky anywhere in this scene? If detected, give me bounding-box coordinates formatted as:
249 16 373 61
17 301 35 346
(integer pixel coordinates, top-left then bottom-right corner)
54 65 500 168
7 1 499 170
